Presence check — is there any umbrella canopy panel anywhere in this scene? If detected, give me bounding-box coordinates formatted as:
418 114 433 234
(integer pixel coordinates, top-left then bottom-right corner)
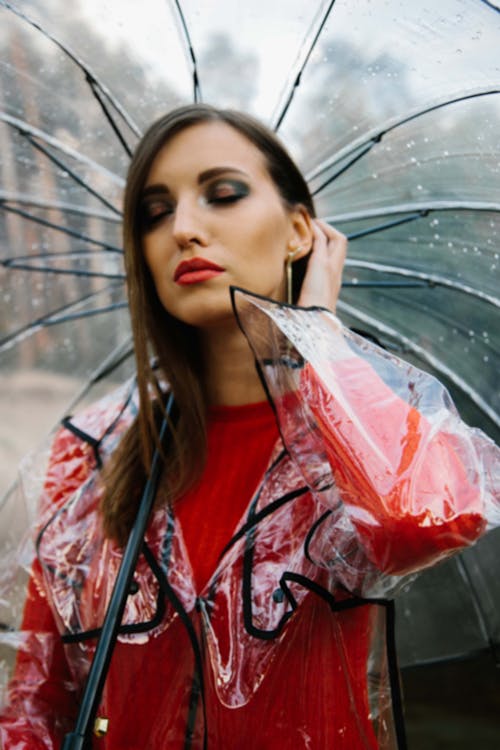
396 526 500 667
0 0 499 669
276 1 500 442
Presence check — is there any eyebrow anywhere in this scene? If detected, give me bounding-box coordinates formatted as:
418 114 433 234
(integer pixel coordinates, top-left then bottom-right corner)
198 166 248 183
140 166 249 199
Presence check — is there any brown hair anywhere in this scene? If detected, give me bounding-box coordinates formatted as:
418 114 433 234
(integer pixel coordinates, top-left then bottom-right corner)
101 104 316 544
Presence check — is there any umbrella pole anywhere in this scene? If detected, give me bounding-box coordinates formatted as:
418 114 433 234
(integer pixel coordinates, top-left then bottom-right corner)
62 393 175 750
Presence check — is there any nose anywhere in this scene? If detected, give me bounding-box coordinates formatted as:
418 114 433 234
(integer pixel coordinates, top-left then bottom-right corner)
172 196 208 249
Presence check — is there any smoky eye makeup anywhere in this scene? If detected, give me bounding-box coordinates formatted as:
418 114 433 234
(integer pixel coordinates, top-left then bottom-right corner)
138 176 250 229
140 196 173 228
205 179 250 203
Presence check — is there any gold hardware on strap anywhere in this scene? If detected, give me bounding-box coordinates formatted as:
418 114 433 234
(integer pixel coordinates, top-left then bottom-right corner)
94 716 109 737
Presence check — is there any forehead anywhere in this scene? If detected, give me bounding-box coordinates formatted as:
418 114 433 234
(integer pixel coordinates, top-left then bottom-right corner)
145 121 270 185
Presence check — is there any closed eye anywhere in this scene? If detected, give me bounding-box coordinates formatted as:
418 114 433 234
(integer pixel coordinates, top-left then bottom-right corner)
140 198 174 229
206 179 249 205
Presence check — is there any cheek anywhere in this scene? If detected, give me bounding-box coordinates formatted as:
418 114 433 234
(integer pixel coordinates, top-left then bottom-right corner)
248 214 288 267
143 238 173 281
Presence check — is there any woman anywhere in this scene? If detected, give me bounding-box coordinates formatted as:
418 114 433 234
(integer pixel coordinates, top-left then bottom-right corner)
0 104 497 749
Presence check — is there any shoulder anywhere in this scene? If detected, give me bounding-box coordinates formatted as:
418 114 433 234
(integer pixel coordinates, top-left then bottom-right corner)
39 378 139 517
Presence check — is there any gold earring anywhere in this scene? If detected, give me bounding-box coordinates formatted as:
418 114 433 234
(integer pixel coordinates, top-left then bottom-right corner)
286 248 301 304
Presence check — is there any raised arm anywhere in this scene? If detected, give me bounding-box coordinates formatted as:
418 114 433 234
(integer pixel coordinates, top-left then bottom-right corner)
232 286 499 590
301 354 488 575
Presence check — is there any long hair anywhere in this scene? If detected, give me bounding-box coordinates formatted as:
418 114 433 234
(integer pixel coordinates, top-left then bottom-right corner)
101 104 316 544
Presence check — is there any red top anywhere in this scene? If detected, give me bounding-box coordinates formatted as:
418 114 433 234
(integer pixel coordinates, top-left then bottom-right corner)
176 399 279 591
93 399 376 748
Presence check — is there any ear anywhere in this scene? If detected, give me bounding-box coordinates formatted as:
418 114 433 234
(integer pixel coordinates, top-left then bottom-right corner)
286 205 313 259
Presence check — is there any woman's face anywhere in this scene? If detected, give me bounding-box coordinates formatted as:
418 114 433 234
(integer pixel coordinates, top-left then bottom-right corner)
139 121 308 328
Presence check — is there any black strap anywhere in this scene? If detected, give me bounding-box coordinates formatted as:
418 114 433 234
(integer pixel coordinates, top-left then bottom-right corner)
62 396 174 750
385 600 408 750
142 543 208 750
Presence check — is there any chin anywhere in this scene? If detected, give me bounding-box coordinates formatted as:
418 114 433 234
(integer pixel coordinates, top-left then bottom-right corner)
163 298 236 330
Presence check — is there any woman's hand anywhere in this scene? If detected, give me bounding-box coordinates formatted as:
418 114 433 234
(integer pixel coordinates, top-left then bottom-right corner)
297 219 347 312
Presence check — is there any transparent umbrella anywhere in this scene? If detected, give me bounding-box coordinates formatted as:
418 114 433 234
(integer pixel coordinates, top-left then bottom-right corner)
0 0 499 673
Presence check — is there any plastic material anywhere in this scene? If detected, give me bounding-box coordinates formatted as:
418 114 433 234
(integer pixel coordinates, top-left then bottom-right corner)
0 295 498 749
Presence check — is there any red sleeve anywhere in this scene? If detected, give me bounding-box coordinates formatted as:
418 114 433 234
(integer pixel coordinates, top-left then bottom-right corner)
303 358 486 575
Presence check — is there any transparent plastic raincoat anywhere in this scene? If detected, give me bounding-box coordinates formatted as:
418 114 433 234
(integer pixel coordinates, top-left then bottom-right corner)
0 290 498 749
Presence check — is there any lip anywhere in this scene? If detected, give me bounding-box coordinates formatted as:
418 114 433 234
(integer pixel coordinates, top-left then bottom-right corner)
174 257 225 285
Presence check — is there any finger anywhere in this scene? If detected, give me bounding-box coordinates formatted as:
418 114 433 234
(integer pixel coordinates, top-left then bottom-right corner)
298 221 347 310
311 221 347 260
314 219 348 256
313 220 347 289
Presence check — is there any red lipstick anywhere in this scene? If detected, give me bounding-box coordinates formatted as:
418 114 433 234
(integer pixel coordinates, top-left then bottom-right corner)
174 257 225 286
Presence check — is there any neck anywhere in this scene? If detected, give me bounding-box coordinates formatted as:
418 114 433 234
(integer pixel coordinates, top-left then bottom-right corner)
200 320 266 406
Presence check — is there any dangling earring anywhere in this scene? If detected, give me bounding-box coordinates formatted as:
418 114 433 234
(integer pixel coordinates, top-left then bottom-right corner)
286 248 301 305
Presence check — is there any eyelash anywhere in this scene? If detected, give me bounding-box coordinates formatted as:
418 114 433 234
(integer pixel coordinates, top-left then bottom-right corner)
208 192 242 204
141 182 249 229
141 204 172 229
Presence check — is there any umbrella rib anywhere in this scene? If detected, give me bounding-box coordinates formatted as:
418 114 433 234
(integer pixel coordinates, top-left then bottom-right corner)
0 113 125 187
311 142 375 195
171 0 202 102
24 134 121 216
478 0 500 13
344 259 499 308
342 280 429 288
60 338 135 419
272 0 337 131
2 260 124 280
42 302 129 326
455 555 499 660
337 300 500 429
345 211 426 240
326 200 500 223
0 201 122 253
308 88 500 186
0 191 121 222
0 284 125 352
3 250 120 262
326 206 500 305
86 78 133 158
0 1 141 148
